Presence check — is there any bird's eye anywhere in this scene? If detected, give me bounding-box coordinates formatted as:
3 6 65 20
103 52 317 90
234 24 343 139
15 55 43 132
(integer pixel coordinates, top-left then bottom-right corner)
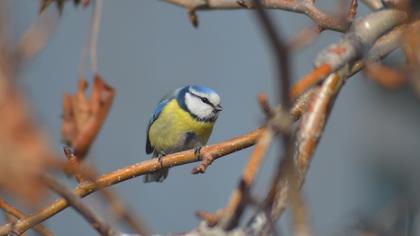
201 97 209 103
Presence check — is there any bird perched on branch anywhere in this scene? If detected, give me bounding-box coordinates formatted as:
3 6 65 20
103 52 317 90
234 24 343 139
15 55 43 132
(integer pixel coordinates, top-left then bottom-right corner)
144 85 222 183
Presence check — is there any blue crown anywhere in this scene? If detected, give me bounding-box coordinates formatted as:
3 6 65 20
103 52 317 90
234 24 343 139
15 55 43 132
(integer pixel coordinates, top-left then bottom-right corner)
189 85 216 95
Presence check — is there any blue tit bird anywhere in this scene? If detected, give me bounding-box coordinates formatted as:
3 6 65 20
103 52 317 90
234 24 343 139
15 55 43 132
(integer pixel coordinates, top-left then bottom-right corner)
144 85 222 183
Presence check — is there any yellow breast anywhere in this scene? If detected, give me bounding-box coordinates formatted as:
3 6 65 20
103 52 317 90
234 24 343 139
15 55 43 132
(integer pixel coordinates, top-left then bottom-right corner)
148 99 214 152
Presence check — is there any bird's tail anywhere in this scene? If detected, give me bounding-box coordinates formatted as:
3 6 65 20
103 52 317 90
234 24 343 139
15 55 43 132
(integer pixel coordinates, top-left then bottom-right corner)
143 168 169 183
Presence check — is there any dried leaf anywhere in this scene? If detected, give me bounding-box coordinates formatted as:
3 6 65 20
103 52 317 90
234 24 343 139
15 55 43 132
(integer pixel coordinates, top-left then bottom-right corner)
61 75 115 160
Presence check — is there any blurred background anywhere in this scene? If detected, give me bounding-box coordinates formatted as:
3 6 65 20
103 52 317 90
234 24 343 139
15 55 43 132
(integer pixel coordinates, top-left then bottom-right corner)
9 0 420 235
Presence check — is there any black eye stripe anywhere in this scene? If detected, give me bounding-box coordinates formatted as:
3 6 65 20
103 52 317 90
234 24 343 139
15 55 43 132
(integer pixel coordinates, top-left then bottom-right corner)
188 92 214 107
201 97 210 104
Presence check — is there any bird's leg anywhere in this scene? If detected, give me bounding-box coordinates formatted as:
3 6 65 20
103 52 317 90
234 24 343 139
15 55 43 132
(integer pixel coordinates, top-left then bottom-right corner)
156 151 167 168
194 146 202 161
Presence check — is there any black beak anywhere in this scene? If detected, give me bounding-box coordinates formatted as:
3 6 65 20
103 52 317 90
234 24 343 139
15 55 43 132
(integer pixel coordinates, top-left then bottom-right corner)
214 104 223 112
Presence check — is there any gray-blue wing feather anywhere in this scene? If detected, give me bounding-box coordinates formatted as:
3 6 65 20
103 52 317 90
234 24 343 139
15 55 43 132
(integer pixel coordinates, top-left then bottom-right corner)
145 88 182 154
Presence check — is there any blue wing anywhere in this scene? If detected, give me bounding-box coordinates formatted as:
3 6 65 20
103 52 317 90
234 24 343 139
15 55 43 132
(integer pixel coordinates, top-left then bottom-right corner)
145 98 170 154
146 88 183 154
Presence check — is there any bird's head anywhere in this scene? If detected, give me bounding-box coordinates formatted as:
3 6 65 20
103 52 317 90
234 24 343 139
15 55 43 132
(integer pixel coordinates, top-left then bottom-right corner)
178 85 222 122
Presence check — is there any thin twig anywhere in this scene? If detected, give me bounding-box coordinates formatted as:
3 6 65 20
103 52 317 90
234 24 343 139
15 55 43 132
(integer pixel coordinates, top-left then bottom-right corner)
79 0 103 76
41 175 115 236
290 64 331 100
253 0 291 108
90 0 103 74
191 152 216 174
347 0 358 22
288 26 321 51
257 93 274 118
0 198 53 236
63 146 85 182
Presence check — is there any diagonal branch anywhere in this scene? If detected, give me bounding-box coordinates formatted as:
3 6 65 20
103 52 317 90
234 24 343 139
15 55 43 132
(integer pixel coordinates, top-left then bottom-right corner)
270 70 349 220
213 126 276 229
41 175 115 236
62 147 151 236
0 128 263 235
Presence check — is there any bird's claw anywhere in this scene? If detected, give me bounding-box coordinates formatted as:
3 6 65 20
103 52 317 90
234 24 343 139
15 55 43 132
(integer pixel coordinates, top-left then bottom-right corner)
157 151 166 168
194 146 202 160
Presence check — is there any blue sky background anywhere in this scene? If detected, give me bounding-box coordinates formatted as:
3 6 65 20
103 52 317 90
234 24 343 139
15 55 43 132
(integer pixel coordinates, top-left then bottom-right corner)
11 0 420 235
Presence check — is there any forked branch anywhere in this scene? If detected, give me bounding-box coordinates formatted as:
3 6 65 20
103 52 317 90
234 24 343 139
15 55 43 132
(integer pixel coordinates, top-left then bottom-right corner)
163 0 352 32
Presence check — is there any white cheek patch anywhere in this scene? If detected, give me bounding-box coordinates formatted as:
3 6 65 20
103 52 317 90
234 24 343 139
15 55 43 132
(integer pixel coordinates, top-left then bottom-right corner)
185 93 213 119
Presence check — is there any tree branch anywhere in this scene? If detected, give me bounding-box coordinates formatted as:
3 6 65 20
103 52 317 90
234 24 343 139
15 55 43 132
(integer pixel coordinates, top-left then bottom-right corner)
162 0 350 32
290 9 407 99
247 14 419 236
216 127 275 229
251 1 313 236
89 0 103 74
62 147 151 236
41 175 115 236
211 0 295 230
1 6 415 235
250 69 350 236
0 128 263 235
